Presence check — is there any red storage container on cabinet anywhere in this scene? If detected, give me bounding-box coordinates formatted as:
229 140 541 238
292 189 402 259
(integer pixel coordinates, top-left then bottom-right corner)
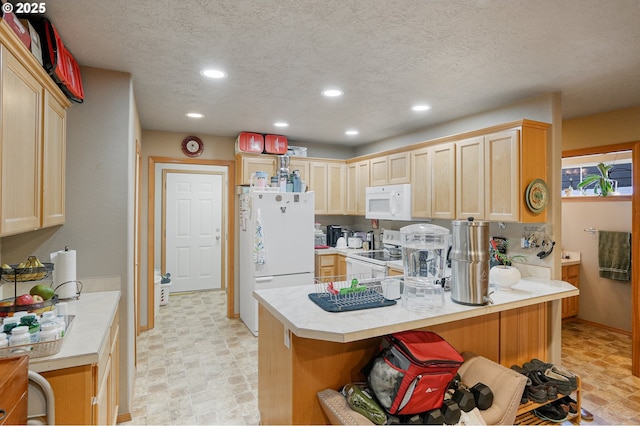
1 4 31 49
33 18 84 103
264 134 288 155
236 132 264 153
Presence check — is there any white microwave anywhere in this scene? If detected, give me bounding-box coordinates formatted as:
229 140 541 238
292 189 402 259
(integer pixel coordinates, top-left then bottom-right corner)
365 184 413 220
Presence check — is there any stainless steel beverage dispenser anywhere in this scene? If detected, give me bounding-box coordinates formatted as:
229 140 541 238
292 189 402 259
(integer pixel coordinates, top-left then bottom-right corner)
450 218 492 305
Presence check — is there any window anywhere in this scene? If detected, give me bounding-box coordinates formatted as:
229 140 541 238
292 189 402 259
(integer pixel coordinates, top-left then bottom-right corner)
561 151 632 196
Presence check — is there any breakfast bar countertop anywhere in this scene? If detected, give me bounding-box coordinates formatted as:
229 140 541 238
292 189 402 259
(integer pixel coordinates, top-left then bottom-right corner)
253 278 578 343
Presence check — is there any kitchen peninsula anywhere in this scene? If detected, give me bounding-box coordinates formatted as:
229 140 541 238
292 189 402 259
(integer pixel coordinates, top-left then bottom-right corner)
254 279 577 424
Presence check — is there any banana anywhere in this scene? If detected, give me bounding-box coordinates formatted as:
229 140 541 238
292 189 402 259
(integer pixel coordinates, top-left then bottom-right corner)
2 263 15 281
31 256 46 280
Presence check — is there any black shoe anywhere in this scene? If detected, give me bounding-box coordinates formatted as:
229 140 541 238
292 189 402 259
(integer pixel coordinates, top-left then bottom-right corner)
534 405 568 423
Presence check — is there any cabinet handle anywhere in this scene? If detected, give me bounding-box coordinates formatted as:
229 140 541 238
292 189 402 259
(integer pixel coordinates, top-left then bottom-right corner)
0 409 6 422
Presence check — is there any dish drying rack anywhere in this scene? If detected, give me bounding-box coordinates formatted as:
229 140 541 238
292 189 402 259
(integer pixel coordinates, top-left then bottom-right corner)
308 274 398 312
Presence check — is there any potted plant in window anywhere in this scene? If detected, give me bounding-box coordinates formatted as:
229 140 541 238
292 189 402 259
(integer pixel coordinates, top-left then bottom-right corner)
489 240 527 290
577 162 616 196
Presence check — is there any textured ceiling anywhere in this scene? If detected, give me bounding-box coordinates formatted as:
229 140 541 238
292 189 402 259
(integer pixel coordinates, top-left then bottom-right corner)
38 0 640 145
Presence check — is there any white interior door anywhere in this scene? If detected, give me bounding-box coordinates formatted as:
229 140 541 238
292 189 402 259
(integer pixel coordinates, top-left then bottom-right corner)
165 172 223 292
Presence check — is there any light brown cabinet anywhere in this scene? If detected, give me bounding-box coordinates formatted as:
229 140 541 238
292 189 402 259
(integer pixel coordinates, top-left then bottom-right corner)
455 136 484 219
41 308 120 425
346 160 370 216
562 264 580 318
0 22 70 237
308 160 345 215
410 147 432 218
336 254 347 277
369 152 411 186
42 91 67 227
431 142 456 219
236 154 277 185
326 162 346 214
315 253 336 279
0 355 28 426
1 44 42 235
289 157 310 183
454 124 548 223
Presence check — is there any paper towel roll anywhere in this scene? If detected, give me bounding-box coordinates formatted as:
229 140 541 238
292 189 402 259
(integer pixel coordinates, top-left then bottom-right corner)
50 248 77 299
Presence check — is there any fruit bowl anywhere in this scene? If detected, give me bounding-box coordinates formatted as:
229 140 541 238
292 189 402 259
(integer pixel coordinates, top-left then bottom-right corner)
0 262 54 283
0 294 58 317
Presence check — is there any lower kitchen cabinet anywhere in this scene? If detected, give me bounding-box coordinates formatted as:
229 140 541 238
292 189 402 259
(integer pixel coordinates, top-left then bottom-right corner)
40 308 120 425
315 254 336 279
0 355 28 426
562 264 580 318
336 254 346 277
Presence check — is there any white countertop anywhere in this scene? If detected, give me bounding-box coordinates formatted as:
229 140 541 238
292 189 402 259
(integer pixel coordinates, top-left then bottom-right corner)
254 278 578 343
28 291 120 372
561 251 581 266
314 247 365 255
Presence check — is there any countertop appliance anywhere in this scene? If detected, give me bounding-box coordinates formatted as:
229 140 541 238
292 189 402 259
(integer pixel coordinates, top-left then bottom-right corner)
239 191 315 335
326 225 343 247
450 218 491 306
346 230 404 278
365 184 413 221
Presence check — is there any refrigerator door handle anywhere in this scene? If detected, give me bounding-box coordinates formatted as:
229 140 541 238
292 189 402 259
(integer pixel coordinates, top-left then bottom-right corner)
255 276 275 283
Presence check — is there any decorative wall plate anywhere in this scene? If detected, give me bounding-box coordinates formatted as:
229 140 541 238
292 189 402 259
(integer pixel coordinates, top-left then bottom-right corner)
181 136 204 157
525 179 549 213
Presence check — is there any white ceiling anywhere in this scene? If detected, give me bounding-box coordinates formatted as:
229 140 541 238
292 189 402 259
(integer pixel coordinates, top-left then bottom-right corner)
40 0 640 146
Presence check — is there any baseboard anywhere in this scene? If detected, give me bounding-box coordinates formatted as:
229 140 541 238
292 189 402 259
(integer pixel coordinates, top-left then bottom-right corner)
117 412 132 423
569 317 632 336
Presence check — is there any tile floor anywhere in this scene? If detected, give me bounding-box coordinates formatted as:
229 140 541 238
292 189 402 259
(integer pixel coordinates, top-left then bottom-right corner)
121 291 637 425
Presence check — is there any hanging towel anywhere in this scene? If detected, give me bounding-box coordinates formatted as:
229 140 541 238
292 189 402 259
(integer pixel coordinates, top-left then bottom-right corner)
598 231 631 281
253 208 266 264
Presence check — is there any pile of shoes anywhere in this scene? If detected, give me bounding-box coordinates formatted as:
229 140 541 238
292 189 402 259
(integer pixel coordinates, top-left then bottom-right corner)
511 358 580 422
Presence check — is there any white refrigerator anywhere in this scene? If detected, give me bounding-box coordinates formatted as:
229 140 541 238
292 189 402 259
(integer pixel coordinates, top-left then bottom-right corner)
239 191 315 336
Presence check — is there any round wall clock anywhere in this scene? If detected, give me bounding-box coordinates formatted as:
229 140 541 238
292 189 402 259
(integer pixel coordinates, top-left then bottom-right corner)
181 136 204 157
525 178 549 213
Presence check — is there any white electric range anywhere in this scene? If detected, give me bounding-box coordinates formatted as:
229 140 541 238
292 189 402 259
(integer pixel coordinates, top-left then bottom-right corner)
346 230 403 278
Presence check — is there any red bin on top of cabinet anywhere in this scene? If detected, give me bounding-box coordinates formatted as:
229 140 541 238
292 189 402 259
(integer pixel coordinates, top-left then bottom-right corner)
236 132 264 153
264 134 288 155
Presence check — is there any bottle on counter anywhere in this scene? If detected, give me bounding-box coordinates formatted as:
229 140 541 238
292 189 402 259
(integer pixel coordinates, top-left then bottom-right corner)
39 322 58 342
9 325 30 346
20 314 40 343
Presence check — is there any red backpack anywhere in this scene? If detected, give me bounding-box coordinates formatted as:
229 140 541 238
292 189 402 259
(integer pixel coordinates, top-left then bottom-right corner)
368 331 464 415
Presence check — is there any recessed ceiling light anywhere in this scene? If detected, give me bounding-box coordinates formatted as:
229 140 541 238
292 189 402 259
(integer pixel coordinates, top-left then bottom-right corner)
411 104 431 112
345 130 359 136
200 69 227 79
274 122 289 128
186 112 204 118
322 89 343 97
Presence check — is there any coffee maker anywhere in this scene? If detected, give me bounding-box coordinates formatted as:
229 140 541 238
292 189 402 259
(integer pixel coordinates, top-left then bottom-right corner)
326 225 343 247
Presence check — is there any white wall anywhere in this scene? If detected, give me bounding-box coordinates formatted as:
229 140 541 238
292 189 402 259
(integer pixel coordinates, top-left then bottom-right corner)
562 200 632 331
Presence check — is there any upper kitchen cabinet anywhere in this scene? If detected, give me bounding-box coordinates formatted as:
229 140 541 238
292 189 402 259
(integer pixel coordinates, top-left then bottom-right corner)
431 142 456 219
236 153 277 185
289 157 310 183
42 91 67 227
346 159 370 215
494 121 548 223
0 22 71 236
454 121 548 223
309 160 345 215
456 136 485 220
0 45 42 235
369 152 411 186
410 147 432 218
